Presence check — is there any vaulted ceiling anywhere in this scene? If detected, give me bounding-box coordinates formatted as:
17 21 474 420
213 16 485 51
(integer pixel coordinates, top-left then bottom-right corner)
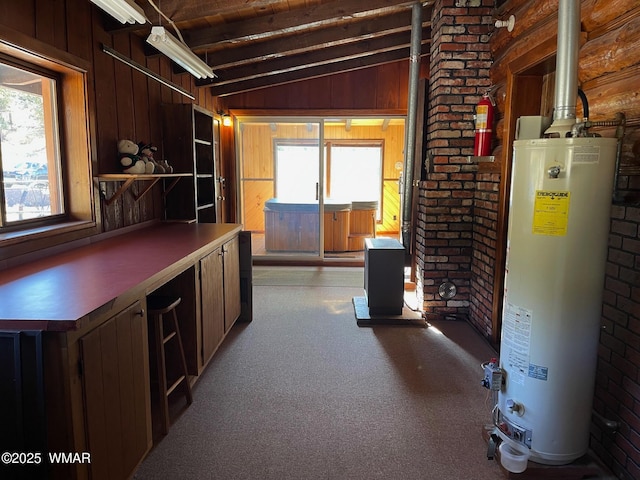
113 0 435 97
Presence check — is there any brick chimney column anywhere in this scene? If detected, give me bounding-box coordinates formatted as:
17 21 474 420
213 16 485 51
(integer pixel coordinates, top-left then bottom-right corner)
415 0 493 317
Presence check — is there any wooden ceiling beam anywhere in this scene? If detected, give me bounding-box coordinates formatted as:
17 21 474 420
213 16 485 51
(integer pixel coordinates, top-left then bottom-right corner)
208 10 431 69
208 44 430 97
186 0 419 50
138 0 290 23
209 29 431 86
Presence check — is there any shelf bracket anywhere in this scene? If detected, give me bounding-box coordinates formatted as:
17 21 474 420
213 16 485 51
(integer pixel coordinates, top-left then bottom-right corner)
162 177 183 198
103 177 136 206
134 178 161 201
97 174 190 206
96 173 192 205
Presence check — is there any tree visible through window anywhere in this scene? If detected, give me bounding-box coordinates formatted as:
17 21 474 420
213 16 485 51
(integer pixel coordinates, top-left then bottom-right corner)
0 60 64 227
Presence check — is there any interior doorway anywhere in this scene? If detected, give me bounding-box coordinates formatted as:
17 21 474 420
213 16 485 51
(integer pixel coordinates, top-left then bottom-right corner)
236 116 405 263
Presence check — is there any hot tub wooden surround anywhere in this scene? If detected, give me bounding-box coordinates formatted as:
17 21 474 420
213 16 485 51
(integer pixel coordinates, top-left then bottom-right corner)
263 198 377 253
0 222 244 480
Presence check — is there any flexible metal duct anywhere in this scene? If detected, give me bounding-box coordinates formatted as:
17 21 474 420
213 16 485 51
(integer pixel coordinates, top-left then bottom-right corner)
401 2 422 252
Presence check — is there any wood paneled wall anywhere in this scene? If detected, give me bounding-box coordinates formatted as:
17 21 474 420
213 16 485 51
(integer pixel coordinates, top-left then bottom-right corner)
0 0 222 234
223 61 410 111
91 12 221 232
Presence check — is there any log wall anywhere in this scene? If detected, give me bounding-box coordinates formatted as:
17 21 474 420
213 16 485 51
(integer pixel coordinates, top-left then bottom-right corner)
490 0 640 189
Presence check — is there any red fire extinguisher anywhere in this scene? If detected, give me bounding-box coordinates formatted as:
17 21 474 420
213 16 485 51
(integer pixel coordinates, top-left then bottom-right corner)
474 93 495 156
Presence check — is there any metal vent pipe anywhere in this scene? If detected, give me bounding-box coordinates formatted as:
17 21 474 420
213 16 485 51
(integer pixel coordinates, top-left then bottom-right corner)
548 0 580 134
401 2 422 252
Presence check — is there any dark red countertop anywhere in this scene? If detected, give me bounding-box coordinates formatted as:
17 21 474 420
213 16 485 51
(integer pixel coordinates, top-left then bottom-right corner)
0 223 242 331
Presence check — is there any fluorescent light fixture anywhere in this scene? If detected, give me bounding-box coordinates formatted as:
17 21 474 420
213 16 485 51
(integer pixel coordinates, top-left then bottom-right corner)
90 0 148 24
146 26 216 79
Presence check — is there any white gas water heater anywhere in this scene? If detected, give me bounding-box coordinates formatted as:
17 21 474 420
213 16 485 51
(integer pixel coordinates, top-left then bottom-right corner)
487 0 623 473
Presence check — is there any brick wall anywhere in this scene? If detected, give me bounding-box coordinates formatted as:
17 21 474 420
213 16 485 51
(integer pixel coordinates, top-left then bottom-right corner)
592 204 640 480
469 172 500 336
417 0 493 316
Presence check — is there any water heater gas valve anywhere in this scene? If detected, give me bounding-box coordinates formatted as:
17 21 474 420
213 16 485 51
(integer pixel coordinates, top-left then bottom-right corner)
482 358 503 391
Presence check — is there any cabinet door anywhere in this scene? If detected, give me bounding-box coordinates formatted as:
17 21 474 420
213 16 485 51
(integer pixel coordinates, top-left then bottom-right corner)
223 237 241 332
80 301 151 480
200 248 225 365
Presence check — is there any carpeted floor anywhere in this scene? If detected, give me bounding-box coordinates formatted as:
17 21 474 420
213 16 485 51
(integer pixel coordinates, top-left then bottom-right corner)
134 268 504 480
252 266 364 287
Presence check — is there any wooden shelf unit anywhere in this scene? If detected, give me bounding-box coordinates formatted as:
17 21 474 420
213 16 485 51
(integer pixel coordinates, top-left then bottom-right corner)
161 104 220 223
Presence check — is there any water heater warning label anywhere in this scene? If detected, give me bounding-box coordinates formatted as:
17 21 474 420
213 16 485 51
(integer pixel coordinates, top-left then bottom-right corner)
532 190 570 236
502 303 532 386
574 145 601 163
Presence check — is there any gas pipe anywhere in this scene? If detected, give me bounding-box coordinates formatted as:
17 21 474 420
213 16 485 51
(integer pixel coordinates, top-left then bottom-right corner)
474 93 494 156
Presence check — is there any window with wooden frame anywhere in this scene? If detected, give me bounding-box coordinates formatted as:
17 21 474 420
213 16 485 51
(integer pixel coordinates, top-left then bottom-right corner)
325 140 383 220
0 29 96 254
0 59 64 227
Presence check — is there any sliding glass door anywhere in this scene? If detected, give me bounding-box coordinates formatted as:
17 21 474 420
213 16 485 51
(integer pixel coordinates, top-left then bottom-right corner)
237 115 405 261
238 118 323 259
325 141 383 220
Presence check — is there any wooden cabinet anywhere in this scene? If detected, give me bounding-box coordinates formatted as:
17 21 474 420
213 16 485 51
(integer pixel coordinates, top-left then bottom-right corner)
200 236 241 366
0 224 245 480
79 300 152 480
161 104 220 222
200 248 225 365
223 236 241 332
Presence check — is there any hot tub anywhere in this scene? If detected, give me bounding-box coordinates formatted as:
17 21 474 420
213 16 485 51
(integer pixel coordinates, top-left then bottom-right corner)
263 198 376 253
348 200 378 251
264 198 353 252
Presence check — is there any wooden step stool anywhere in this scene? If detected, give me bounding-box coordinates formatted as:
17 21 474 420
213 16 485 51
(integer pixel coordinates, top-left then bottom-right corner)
147 295 193 435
